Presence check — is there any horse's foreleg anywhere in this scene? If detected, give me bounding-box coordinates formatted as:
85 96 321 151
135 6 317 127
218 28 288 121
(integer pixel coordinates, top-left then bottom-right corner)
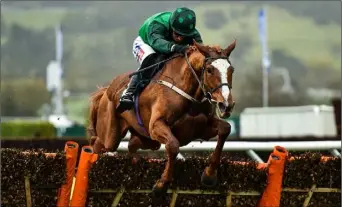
201 118 231 187
150 119 179 197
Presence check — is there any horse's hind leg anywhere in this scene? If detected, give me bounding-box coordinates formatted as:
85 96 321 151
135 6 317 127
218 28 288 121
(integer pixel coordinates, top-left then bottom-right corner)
127 131 161 162
90 136 105 153
200 118 231 187
128 132 161 154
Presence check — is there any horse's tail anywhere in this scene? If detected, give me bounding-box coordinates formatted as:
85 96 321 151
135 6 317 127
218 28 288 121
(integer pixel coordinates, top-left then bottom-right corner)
87 86 108 140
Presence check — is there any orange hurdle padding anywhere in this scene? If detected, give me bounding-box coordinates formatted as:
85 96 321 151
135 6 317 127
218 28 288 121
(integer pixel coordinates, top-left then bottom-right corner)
70 146 98 207
56 141 79 207
257 146 288 207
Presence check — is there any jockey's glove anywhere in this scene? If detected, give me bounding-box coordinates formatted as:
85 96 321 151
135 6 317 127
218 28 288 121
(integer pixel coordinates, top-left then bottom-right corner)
172 44 189 54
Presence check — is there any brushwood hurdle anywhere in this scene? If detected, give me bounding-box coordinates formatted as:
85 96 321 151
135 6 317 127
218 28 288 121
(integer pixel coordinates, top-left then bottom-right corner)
1 140 341 207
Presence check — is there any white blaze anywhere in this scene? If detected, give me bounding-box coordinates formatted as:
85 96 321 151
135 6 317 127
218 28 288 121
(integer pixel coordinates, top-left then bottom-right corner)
211 59 230 105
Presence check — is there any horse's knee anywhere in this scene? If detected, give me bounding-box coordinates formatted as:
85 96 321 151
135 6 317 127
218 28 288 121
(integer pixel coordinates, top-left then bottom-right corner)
150 119 179 155
219 121 231 136
166 138 180 156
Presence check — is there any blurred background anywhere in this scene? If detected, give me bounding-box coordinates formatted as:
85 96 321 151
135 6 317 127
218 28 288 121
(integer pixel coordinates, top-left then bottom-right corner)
1 1 341 140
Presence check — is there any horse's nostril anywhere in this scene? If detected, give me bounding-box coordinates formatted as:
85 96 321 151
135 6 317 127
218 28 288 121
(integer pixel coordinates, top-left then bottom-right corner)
218 102 226 112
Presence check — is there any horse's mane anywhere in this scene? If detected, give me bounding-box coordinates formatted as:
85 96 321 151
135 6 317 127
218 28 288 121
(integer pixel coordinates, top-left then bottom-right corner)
210 45 223 54
187 44 225 69
187 46 205 70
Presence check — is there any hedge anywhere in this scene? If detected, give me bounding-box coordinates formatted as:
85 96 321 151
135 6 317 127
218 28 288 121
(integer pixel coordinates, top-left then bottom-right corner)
1 120 57 138
86 152 340 207
1 148 340 207
1 148 66 206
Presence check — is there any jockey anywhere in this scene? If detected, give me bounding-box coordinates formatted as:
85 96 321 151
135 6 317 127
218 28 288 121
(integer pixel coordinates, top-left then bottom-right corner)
116 7 203 114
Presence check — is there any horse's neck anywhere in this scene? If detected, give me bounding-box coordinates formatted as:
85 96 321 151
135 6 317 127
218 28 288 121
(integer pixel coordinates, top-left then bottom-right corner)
158 55 204 101
181 64 204 100
183 54 206 101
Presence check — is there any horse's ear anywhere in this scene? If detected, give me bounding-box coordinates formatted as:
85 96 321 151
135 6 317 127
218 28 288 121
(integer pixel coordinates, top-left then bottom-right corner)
223 39 236 57
192 39 210 56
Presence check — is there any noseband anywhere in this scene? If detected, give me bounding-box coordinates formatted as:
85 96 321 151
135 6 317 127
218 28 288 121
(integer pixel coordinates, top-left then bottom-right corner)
184 52 233 104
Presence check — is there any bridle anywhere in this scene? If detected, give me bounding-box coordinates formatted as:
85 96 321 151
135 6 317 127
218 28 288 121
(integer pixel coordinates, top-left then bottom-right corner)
184 51 234 104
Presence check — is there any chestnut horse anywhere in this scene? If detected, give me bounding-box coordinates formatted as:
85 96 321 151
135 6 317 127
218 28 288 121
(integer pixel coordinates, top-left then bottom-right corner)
88 40 236 196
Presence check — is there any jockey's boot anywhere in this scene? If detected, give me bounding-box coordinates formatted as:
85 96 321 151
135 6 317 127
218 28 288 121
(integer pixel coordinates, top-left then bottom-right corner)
116 53 167 114
116 74 139 114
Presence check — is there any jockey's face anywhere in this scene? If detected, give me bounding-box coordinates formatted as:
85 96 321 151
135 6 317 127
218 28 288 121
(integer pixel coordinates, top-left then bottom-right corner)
172 31 185 43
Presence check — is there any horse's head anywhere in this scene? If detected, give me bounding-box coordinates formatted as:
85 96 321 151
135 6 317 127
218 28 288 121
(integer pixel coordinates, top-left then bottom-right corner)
186 39 236 119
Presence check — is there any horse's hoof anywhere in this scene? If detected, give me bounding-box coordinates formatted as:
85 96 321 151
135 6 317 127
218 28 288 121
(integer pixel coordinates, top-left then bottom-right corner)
152 180 169 198
201 169 217 187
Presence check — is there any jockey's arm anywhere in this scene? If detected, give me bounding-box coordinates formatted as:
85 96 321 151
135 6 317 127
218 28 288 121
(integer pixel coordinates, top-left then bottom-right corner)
191 29 203 44
147 23 175 54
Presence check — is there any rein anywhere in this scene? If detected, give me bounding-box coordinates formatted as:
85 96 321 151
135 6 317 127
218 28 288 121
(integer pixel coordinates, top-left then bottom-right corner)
129 54 183 78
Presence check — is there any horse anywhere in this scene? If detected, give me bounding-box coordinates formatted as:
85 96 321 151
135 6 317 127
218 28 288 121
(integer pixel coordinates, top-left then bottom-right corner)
88 39 237 196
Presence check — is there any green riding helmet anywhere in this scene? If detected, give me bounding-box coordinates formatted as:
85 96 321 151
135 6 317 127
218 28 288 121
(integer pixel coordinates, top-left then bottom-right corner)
170 7 197 36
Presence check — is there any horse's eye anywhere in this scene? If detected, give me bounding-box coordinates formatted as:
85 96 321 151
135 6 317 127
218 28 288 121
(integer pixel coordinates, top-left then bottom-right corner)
207 68 213 74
